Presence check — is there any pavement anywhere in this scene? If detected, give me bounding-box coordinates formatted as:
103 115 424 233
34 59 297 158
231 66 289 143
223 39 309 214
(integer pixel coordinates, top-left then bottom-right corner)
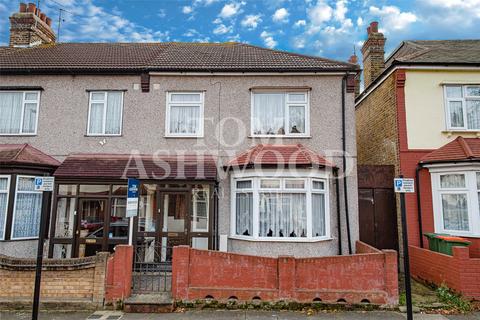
1 310 480 320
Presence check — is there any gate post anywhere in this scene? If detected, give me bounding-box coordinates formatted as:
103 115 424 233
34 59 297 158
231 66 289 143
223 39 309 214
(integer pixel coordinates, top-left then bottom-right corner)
172 246 191 300
105 245 134 303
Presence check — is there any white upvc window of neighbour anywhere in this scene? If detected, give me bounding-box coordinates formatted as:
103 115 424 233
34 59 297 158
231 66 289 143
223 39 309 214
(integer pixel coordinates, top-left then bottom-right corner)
444 85 480 131
0 91 40 135
166 92 204 137
87 91 124 136
11 176 43 240
251 91 310 137
231 173 329 241
0 176 10 240
192 187 209 232
431 168 480 237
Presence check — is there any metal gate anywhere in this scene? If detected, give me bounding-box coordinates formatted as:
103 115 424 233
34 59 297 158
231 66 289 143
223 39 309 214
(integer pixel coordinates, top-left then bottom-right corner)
132 241 172 293
358 165 399 251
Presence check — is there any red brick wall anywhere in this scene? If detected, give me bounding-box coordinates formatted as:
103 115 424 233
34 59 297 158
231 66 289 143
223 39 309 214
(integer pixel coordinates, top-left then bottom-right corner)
172 242 398 305
410 245 480 299
105 245 133 303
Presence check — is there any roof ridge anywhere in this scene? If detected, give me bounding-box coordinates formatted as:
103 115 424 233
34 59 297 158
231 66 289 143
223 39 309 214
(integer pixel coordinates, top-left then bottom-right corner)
457 136 475 158
239 43 358 69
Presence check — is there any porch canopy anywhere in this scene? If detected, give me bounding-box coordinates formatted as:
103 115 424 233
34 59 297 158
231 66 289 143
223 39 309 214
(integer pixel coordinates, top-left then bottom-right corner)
420 136 480 164
226 144 335 169
54 153 217 180
0 143 60 169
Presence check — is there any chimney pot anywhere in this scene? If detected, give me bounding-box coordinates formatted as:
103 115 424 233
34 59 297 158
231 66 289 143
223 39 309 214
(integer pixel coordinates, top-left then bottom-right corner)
19 3 27 13
367 26 371 35
370 21 378 33
348 55 358 64
361 21 386 88
40 13 46 22
27 2 36 13
46 17 52 26
36 8 41 17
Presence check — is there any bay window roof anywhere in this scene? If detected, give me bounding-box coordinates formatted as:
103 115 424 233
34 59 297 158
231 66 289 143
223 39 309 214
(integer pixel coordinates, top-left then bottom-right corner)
54 154 217 180
420 137 480 164
227 144 335 169
0 144 60 168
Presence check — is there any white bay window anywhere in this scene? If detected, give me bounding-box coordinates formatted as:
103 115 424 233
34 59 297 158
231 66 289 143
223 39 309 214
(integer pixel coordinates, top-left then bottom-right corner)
0 176 10 240
0 91 40 135
431 168 480 236
12 176 43 239
251 91 309 137
445 85 480 131
87 91 124 136
166 92 204 137
231 174 329 240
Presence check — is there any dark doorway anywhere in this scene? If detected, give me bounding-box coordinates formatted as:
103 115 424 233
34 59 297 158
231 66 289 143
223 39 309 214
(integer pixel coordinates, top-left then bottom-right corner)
358 165 398 251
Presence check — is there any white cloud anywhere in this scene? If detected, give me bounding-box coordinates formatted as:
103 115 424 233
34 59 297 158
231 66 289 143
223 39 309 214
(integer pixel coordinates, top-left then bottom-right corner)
307 0 333 26
293 37 306 49
357 17 364 26
334 0 347 22
157 9 166 18
219 2 244 19
260 30 277 48
272 8 289 22
182 6 193 14
294 20 306 27
241 14 262 29
194 0 219 6
369 5 418 31
213 18 222 24
213 23 233 34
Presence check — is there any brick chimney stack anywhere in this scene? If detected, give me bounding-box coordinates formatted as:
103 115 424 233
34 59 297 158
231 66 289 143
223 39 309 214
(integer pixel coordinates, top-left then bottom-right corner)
348 53 361 98
9 2 56 47
361 21 386 88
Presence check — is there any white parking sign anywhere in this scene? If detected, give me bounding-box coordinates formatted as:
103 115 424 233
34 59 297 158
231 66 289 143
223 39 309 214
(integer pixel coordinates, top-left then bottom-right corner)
34 177 55 192
394 178 415 193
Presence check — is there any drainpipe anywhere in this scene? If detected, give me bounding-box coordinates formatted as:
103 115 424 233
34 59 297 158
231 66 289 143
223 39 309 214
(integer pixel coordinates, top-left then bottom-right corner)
214 181 220 250
342 75 353 255
415 165 424 248
334 168 343 255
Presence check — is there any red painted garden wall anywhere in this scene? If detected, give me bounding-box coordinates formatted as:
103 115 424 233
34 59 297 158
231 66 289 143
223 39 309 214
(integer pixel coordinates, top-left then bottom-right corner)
410 245 480 299
172 241 398 305
105 245 133 303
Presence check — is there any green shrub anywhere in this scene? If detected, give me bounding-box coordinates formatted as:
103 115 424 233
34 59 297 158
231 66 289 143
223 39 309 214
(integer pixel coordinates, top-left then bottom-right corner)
436 284 472 313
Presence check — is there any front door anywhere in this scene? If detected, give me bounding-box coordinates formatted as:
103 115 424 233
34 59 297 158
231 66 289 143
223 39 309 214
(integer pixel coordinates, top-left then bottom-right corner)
159 192 189 258
76 198 107 257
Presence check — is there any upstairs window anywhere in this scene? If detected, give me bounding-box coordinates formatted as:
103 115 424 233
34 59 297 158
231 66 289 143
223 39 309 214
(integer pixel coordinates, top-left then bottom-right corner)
87 91 124 136
251 92 309 137
0 91 40 135
445 85 480 130
166 92 204 137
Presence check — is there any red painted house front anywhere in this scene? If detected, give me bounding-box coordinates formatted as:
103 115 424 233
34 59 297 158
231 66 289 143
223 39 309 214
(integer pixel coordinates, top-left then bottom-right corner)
355 23 480 299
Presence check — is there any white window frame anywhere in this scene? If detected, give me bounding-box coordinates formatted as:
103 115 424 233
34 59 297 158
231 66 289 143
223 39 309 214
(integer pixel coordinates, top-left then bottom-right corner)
11 175 43 240
0 175 11 240
250 91 310 137
192 187 209 232
444 85 480 131
87 91 124 136
230 169 330 242
165 91 204 138
430 165 480 237
0 91 40 136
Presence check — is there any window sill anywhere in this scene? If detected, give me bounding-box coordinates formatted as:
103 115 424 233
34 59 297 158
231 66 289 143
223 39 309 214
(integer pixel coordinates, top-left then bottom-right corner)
164 135 204 139
1 237 39 242
442 130 480 137
248 135 312 139
84 134 123 137
0 134 37 137
229 235 333 243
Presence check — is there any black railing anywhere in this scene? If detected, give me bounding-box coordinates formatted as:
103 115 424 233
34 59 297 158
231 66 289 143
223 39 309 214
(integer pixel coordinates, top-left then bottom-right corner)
132 241 172 293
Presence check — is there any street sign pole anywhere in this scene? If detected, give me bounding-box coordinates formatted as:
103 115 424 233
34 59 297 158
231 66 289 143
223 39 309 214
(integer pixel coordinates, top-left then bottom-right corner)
31 190 51 320
395 175 413 320
126 178 140 246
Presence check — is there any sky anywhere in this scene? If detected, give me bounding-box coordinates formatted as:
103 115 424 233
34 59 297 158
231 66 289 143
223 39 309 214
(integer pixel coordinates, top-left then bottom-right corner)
0 0 480 62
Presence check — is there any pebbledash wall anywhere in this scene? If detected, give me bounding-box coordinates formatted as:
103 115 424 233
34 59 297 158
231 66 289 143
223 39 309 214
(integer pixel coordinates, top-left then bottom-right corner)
171 241 398 305
0 73 359 258
0 245 132 308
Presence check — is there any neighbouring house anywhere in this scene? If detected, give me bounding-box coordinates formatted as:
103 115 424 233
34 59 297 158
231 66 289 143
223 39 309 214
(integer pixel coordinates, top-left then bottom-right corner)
356 21 480 298
0 3 361 261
